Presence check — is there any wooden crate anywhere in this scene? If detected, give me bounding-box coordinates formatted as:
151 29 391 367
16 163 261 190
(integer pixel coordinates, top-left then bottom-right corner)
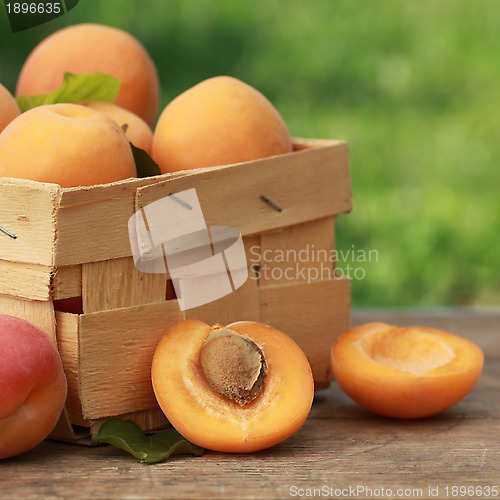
0 138 352 442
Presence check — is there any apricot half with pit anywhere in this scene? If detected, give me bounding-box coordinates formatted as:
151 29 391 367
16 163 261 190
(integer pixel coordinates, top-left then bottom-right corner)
152 320 314 453
331 323 484 419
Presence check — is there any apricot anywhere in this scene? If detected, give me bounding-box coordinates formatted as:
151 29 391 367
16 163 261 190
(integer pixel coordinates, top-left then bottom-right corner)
0 83 20 135
331 323 484 419
0 314 67 460
16 23 159 125
152 76 293 173
152 320 314 453
80 100 153 154
0 103 136 187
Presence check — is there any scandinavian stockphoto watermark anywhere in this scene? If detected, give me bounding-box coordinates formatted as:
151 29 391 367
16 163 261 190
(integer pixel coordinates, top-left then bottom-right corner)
248 244 378 284
128 188 249 311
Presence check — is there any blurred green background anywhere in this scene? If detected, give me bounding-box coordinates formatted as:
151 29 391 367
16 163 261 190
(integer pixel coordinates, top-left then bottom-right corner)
1 0 499 308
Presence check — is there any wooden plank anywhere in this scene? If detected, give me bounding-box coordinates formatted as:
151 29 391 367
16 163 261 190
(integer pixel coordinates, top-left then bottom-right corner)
49 408 88 443
136 140 352 238
54 196 136 266
77 301 184 419
184 274 260 326
292 137 345 150
57 171 189 208
0 259 52 300
259 216 335 287
0 178 60 266
0 295 56 343
51 264 82 300
82 257 168 313
54 172 191 266
55 311 85 426
259 277 350 388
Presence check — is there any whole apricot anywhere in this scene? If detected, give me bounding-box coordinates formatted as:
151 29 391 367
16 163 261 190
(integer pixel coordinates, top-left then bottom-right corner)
0 83 20 134
16 23 159 126
79 100 153 154
152 76 293 173
331 323 484 419
152 320 314 453
0 103 136 187
0 314 67 460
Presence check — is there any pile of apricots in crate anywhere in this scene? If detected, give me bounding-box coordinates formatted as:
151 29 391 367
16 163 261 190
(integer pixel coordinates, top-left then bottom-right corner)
0 23 293 187
0 24 484 461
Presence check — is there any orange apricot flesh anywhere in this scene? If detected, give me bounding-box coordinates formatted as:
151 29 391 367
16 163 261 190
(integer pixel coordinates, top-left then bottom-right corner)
331 323 484 419
152 320 314 453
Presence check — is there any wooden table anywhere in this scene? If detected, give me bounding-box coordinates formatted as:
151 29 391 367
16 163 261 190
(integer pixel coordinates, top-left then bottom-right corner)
2 310 499 500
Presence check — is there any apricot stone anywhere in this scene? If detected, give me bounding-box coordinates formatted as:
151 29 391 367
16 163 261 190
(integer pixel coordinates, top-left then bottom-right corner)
16 23 160 126
200 328 268 406
152 76 293 173
0 103 137 187
0 83 20 134
0 314 67 460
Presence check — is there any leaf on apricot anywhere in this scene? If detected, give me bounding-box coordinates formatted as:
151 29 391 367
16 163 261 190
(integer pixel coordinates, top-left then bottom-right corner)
96 418 204 464
130 142 162 178
16 72 120 113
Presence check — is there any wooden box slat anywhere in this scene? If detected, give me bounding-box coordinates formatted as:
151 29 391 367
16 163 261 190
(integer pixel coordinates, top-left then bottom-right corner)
0 260 53 300
54 196 136 266
184 275 261 326
51 265 82 300
259 216 335 287
0 178 59 266
0 295 56 342
77 301 183 419
82 256 168 313
136 140 351 239
55 311 82 425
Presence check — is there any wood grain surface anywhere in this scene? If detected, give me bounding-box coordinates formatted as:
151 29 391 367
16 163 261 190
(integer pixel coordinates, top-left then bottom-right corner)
1 309 498 500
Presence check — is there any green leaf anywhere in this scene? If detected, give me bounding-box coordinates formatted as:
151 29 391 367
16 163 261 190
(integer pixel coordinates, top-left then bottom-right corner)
130 141 162 178
16 72 120 113
96 418 204 464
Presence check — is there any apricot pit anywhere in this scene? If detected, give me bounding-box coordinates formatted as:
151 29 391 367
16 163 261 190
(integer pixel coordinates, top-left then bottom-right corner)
200 328 268 406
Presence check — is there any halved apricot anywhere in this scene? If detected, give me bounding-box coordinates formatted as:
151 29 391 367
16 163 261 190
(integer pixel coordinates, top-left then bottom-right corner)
331 323 484 419
152 320 314 453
